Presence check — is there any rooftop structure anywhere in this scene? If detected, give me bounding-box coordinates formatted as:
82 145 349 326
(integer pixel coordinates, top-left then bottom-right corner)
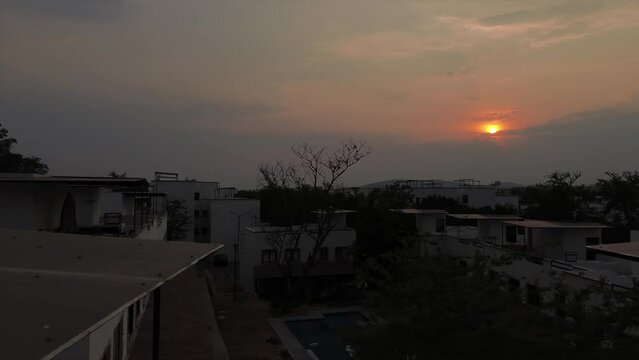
0 228 221 360
502 220 609 229
353 179 519 209
587 242 639 262
448 214 522 221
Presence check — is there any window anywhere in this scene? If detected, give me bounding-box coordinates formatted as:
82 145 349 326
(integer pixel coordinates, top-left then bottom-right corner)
517 226 525 235
335 246 351 261
318 247 328 261
436 218 445 233
285 249 300 263
194 192 200 200
127 305 134 336
201 227 208 235
113 321 123 360
135 300 141 320
261 249 277 264
462 194 469 204
564 251 578 262
505 226 517 243
194 210 200 218
202 210 209 217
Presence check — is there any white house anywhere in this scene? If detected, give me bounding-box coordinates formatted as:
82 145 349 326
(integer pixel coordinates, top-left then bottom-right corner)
153 173 220 242
391 209 448 236
240 211 357 299
500 220 608 262
0 228 221 360
353 179 519 209
445 213 523 243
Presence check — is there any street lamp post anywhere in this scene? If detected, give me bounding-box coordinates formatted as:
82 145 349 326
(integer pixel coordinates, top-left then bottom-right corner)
231 210 252 302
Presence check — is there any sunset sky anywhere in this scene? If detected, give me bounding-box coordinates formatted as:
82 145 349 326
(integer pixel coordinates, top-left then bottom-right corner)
2 0 639 187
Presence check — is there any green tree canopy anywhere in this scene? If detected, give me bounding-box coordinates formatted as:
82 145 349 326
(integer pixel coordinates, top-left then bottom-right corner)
0 123 48 174
598 171 639 229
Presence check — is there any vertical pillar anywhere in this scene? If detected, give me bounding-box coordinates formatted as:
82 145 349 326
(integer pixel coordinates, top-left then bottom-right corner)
152 288 161 360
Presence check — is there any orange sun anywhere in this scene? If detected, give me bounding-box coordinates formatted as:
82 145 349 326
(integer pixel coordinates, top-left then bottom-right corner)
485 124 500 135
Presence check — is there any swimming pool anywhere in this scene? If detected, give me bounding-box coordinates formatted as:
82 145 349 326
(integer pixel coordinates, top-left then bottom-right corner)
284 311 368 360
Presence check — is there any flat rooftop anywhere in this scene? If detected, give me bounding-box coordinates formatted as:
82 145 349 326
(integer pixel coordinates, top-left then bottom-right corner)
0 229 221 360
587 242 639 261
448 214 522 221
0 175 148 187
392 209 448 214
502 219 608 229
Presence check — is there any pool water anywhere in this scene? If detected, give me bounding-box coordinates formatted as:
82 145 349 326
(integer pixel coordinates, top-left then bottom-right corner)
285 312 368 360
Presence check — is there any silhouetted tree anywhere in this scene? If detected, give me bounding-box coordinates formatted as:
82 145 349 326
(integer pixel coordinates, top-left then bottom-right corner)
522 171 584 221
167 199 191 240
598 171 639 229
258 140 371 302
0 123 48 174
107 171 127 178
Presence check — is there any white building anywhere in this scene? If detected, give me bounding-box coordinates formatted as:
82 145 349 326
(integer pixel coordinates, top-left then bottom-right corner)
0 228 221 360
241 211 357 298
411 211 634 305
354 179 519 209
391 209 448 236
499 220 607 262
208 198 260 259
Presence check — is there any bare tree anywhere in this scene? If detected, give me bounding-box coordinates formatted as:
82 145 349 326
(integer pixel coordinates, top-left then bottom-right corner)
258 140 371 301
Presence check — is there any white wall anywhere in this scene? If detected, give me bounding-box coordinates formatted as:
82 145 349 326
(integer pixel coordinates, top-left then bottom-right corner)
136 216 167 241
208 199 260 258
70 187 102 228
412 187 518 209
0 183 69 231
416 214 446 235
154 181 219 241
239 228 356 294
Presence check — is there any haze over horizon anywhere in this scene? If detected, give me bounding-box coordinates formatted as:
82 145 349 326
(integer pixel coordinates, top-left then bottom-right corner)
2 0 639 188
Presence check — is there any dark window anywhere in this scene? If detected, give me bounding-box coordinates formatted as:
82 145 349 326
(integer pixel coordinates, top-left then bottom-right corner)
194 192 200 200
201 227 208 235
135 300 141 320
505 226 517 243
436 218 445 233
285 249 300 263
517 226 525 235
318 247 328 261
564 251 578 262
113 321 123 360
194 210 200 218
462 194 469 204
202 210 209 217
586 249 596 261
527 284 541 306
335 246 351 261
127 305 134 336
261 249 277 264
